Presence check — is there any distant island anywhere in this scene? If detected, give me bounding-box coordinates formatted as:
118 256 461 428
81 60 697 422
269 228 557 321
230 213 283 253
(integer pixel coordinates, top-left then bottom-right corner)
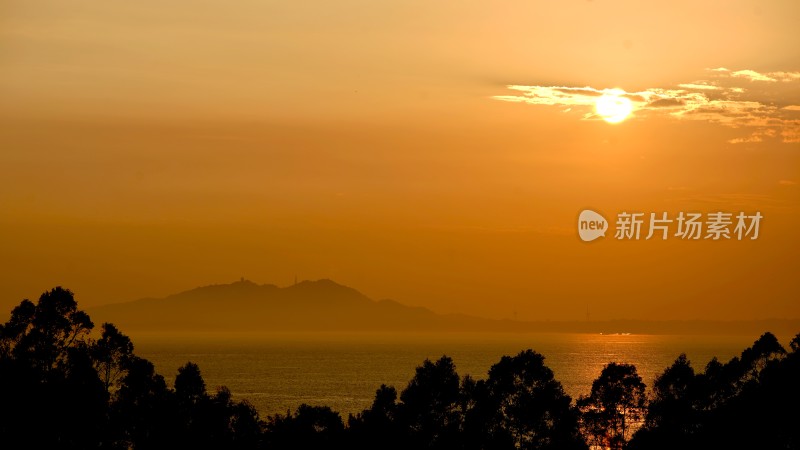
89 279 800 336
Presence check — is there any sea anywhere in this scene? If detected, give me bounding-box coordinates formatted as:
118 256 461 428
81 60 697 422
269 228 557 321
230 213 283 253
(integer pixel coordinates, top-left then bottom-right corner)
132 332 773 418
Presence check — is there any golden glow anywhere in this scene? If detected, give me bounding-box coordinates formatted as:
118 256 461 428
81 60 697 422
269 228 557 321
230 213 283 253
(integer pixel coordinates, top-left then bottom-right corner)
595 89 633 124
1 1 798 323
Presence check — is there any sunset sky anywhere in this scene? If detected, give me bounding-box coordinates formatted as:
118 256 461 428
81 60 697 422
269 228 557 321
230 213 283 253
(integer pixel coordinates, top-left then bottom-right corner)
1 0 798 321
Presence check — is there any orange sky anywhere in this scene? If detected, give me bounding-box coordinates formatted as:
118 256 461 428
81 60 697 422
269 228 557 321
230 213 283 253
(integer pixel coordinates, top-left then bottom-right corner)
1 0 798 321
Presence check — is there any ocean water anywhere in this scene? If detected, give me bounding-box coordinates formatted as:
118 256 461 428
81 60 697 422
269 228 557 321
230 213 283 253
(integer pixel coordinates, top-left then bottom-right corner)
133 332 764 418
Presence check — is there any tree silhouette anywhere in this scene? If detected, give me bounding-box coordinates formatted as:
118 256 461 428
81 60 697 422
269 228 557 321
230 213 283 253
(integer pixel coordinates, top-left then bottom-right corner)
648 354 697 428
578 362 646 450
397 355 463 449
266 404 345 449
0 299 35 358
467 349 587 450
755 332 800 449
175 361 207 405
1 287 93 373
2 287 799 450
630 332 800 450
174 361 218 447
229 399 264 450
627 354 699 450
0 287 105 449
691 332 793 450
349 384 402 449
109 355 181 449
738 331 786 380
92 322 134 394
55 343 109 449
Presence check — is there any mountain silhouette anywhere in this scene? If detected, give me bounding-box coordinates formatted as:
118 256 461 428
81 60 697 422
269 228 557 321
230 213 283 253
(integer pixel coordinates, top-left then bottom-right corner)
89 279 481 332
88 279 800 334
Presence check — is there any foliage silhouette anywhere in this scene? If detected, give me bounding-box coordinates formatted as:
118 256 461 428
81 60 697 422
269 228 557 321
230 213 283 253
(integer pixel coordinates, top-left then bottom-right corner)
92 322 134 394
465 349 587 450
396 355 463 449
266 404 345 449
175 361 207 405
629 332 800 450
1 287 798 450
348 384 402 450
0 287 105 449
109 355 180 449
0 288 264 450
577 362 646 450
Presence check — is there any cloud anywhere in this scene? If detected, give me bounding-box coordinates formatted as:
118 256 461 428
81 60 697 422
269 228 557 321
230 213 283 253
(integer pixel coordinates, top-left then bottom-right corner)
493 68 800 144
709 68 800 82
646 98 685 108
553 87 604 97
781 126 800 143
779 180 797 186
728 135 763 144
730 69 777 82
770 72 800 82
495 85 601 107
678 83 721 91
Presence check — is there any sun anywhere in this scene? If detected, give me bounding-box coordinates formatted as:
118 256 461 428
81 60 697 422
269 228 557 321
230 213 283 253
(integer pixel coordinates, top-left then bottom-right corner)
595 89 633 124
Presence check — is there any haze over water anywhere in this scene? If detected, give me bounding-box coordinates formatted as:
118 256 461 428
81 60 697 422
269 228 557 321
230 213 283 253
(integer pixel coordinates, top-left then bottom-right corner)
134 332 764 417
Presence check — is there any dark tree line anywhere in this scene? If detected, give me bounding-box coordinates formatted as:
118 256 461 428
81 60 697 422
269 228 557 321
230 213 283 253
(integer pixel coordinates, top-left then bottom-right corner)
0 287 798 449
629 332 800 450
0 288 262 450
